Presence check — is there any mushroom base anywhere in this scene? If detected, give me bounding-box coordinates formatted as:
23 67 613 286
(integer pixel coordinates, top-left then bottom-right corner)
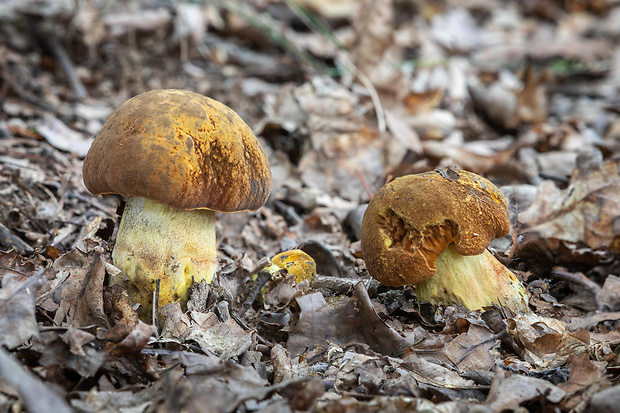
111 196 217 321
415 244 529 313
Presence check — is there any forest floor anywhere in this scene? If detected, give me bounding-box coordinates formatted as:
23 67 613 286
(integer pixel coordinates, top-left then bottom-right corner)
1 0 620 412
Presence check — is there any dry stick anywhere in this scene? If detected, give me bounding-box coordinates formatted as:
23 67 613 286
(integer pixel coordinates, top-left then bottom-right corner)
230 312 274 347
0 347 72 413
0 63 68 117
356 167 374 201
551 267 601 296
0 222 33 255
153 279 161 328
552 267 603 310
345 60 387 133
46 34 87 99
239 268 272 318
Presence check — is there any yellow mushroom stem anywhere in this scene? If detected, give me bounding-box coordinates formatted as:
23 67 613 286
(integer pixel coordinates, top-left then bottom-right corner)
110 196 217 321
415 243 529 313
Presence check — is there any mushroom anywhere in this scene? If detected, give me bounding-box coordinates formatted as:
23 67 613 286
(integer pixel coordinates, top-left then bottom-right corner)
360 168 528 313
83 89 272 320
267 249 317 284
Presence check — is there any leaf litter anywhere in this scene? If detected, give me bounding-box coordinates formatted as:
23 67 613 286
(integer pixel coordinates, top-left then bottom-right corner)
0 0 620 412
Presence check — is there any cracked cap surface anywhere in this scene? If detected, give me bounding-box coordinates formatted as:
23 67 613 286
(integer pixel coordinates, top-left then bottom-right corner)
360 169 510 286
83 89 272 212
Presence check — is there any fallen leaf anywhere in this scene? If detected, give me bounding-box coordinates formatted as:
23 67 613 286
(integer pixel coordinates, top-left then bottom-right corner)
38 331 106 378
443 323 500 372
160 302 191 339
335 352 386 393
0 273 45 349
287 283 414 356
296 0 356 19
558 353 610 411
106 320 156 358
589 385 620 413
35 115 94 158
61 328 96 357
596 275 620 311
507 312 589 369
164 351 269 412
485 368 566 411
431 8 482 53
400 350 476 389
186 317 255 359
53 248 110 328
521 158 620 252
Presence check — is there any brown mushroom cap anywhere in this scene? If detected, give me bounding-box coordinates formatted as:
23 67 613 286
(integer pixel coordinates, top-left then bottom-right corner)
83 89 271 212
360 168 510 286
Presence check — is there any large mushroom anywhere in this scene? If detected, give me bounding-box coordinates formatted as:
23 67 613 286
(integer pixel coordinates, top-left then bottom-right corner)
83 89 272 320
361 168 528 313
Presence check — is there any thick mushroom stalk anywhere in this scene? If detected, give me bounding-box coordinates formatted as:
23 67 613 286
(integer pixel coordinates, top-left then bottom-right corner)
112 196 216 317
415 245 528 311
361 168 528 313
82 89 272 322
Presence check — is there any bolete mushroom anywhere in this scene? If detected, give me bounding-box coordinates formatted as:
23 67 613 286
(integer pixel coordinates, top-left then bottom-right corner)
83 89 271 320
360 168 528 313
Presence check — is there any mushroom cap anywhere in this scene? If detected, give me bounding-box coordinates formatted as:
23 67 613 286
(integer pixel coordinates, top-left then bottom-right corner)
360 169 510 286
83 89 271 212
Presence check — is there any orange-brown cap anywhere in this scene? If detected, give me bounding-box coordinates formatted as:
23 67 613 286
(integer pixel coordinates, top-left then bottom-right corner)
360 168 509 286
83 89 271 212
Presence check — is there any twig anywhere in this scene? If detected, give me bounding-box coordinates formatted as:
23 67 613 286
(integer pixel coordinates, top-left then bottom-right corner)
46 33 87 99
230 312 273 347
153 279 161 329
238 267 273 317
551 267 601 296
356 167 373 200
343 59 387 132
0 222 34 255
0 347 72 413
0 63 69 117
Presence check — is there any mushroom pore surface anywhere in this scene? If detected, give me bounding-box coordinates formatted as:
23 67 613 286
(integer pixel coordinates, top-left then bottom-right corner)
361 169 510 286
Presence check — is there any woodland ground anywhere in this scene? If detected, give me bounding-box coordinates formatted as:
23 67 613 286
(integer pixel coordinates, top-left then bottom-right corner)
1 0 620 412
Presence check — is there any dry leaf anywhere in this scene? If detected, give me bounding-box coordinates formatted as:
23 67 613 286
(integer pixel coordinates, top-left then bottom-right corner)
38 331 106 378
186 317 255 359
106 320 156 357
35 115 94 158
350 0 401 91
297 0 356 19
402 351 476 389
53 249 110 328
485 368 566 411
558 353 610 411
61 328 96 357
521 158 620 252
507 312 589 369
287 283 414 356
596 275 620 311
0 273 45 349
443 323 499 372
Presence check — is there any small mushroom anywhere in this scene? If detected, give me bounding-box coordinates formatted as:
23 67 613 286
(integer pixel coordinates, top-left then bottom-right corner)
360 168 528 313
83 89 272 320
268 249 317 284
